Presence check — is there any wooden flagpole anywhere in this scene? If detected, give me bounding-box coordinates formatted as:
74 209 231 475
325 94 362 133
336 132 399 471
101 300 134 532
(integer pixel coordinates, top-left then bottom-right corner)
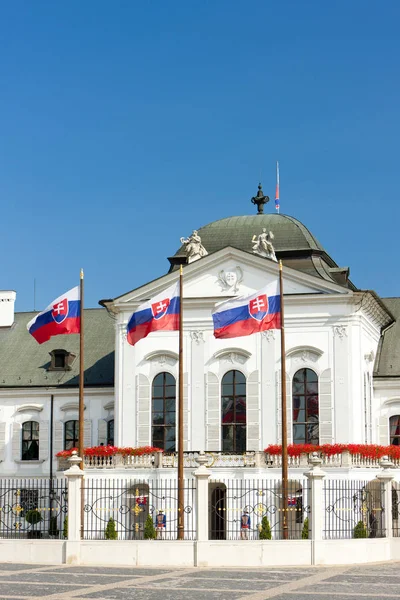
78 268 85 468
279 260 289 540
78 269 85 539
177 265 184 540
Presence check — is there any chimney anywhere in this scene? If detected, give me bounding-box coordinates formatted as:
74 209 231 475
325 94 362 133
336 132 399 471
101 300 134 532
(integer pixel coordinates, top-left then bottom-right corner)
0 291 16 327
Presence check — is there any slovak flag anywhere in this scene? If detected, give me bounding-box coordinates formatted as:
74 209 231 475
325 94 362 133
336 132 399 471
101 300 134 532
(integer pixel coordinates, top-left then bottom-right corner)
126 281 180 346
212 281 281 339
27 286 81 344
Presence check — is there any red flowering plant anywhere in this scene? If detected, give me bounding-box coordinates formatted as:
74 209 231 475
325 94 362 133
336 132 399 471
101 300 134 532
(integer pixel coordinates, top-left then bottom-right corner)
56 446 163 459
264 443 400 459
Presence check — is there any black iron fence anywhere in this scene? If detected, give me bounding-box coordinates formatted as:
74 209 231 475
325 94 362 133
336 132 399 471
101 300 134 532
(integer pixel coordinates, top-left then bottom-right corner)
209 478 310 540
324 479 385 539
83 478 196 540
0 478 68 539
392 482 400 537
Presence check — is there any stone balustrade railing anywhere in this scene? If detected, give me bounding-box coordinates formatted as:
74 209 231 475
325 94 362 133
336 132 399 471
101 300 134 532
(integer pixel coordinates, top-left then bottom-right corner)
56 450 400 470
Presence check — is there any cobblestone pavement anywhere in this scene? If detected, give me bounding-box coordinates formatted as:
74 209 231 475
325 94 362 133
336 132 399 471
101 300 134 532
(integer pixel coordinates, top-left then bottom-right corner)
0 562 399 599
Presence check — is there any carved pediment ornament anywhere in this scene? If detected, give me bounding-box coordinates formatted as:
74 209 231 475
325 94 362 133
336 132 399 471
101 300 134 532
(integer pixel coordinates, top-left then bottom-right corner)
144 351 179 366
261 330 276 342
190 330 204 344
286 346 323 364
218 267 243 293
212 348 251 364
333 325 348 339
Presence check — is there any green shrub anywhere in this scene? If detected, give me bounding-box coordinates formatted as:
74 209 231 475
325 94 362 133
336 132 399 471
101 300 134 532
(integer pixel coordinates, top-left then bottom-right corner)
144 514 156 540
63 516 68 539
49 516 59 537
259 516 272 540
105 518 118 540
353 520 367 538
24 509 43 526
301 517 309 539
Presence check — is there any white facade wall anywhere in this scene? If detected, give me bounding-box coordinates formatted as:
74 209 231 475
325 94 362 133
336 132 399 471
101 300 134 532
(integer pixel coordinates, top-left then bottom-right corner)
0 388 114 476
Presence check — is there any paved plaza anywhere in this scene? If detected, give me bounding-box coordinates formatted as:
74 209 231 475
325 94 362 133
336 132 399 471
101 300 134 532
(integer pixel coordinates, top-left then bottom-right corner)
0 561 399 599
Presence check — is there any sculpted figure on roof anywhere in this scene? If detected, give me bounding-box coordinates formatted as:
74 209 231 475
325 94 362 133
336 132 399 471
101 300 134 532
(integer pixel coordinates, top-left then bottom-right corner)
252 228 277 262
180 230 208 263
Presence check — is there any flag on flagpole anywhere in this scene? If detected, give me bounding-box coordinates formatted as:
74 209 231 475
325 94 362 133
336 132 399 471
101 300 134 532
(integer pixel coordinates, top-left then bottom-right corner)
275 161 280 212
212 280 281 339
126 281 180 346
27 286 81 344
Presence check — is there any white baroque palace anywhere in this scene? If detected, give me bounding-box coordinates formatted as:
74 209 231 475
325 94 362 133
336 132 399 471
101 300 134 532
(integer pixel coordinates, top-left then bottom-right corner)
0 209 399 479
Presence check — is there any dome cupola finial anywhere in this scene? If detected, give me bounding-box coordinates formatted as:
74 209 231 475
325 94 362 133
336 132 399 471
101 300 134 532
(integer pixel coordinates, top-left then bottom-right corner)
251 183 270 214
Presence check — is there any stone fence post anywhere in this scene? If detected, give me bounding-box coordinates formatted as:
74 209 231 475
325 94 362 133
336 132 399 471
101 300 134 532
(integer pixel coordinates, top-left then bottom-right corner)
376 455 395 539
304 452 326 565
193 452 211 543
64 451 84 564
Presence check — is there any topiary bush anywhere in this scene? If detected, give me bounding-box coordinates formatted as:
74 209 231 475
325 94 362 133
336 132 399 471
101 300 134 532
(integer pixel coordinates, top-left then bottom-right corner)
353 520 368 538
63 516 68 539
259 516 272 540
24 509 43 526
144 514 156 540
301 517 309 539
105 517 118 540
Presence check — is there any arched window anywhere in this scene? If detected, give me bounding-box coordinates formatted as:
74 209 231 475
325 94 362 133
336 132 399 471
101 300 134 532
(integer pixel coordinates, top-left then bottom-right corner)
221 370 246 452
390 416 400 445
152 373 176 451
107 419 114 446
21 421 39 460
292 368 319 445
64 420 79 450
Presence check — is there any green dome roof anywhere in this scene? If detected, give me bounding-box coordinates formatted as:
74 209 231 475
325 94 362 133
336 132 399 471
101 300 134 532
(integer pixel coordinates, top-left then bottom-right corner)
177 214 325 256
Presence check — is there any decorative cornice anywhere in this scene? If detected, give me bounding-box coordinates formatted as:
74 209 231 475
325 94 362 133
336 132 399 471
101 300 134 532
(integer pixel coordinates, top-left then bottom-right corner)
212 348 251 365
144 351 179 365
60 402 86 412
286 345 323 363
16 404 44 413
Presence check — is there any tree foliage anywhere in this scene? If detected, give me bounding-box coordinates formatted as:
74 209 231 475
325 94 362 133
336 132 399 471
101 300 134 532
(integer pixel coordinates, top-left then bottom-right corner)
144 514 156 540
259 516 272 540
105 518 118 540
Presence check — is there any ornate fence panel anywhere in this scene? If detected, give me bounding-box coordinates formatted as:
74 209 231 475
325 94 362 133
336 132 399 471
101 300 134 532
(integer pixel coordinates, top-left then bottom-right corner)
209 478 310 540
324 479 385 539
83 478 196 540
0 478 68 539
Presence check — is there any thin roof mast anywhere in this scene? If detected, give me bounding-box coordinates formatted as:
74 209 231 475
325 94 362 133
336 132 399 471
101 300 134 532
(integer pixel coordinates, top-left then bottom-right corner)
275 161 280 214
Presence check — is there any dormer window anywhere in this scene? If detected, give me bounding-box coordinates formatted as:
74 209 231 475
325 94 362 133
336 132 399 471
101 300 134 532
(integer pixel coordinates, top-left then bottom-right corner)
48 349 76 371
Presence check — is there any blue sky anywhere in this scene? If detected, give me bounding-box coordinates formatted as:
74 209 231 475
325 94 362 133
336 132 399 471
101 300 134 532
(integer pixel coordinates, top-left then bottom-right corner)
1 1 399 311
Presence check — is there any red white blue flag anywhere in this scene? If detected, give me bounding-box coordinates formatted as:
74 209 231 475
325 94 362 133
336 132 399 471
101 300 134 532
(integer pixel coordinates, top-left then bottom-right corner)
126 281 180 346
212 281 281 339
27 286 81 344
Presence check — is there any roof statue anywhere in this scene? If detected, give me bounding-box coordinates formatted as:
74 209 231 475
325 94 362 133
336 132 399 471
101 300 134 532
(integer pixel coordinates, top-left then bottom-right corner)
180 230 208 263
251 183 270 214
252 228 277 262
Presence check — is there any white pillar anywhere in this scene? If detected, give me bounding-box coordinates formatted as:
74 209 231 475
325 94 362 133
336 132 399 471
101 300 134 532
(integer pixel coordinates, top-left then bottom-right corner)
64 451 84 564
304 452 325 566
193 452 211 567
376 455 395 539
